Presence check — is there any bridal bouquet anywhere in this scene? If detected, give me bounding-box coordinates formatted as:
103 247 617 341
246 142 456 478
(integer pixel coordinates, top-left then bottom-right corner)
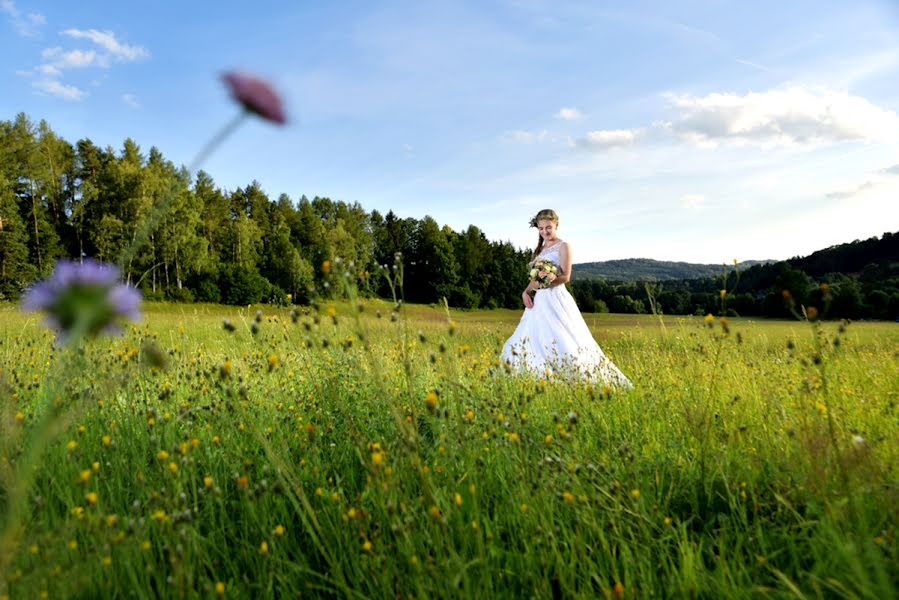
529 259 559 289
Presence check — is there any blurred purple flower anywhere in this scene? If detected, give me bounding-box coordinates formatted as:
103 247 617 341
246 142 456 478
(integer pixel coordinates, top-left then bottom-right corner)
22 259 141 343
222 71 286 125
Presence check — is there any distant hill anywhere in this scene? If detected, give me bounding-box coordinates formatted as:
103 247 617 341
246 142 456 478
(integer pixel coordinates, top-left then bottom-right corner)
571 258 772 281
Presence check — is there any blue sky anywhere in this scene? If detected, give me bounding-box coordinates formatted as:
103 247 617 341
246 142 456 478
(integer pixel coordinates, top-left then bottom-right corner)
3 1 898 264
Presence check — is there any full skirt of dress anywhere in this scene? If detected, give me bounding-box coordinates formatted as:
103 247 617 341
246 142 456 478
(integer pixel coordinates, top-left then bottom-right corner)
500 285 633 388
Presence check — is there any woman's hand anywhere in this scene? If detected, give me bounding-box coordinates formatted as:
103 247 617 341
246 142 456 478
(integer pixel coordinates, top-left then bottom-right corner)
523 289 534 309
522 281 537 309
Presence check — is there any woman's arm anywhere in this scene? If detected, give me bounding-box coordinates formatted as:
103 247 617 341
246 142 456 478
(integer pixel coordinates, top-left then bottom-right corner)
522 279 538 309
549 242 572 287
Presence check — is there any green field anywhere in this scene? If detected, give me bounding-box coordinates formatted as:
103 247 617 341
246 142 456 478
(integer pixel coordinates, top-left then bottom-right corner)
1 300 897 598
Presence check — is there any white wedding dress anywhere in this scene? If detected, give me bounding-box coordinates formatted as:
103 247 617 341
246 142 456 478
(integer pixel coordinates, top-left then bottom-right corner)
500 242 633 388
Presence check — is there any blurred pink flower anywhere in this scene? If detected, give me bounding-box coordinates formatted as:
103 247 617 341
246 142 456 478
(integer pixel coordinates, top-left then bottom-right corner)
222 71 286 125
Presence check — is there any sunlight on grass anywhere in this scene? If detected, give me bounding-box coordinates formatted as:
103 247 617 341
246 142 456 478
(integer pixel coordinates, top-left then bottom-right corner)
0 299 897 598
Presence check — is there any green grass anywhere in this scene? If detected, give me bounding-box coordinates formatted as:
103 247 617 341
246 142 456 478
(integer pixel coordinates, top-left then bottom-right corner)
1 300 897 598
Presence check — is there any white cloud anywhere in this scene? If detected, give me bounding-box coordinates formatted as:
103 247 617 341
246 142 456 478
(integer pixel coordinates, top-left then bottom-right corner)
735 58 770 72
680 193 705 211
881 163 899 176
504 129 548 143
1 0 44 37
37 63 61 76
61 28 149 62
579 128 641 149
42 47 100 69
555 107 582 120
122 93 141 108
32 78 86 101
664 86 899 148
825 181 875 201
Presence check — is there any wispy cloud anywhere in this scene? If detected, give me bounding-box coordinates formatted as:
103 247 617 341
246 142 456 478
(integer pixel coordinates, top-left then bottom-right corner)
1 0 45 37
578 128 642 150
122 93 141 109
664 86 899 148
825 181 876 201
61 28 150 62
569 85 899 153
19 24 150 101
680 193 705 211
504 129 548 144
736 58 770 72
32 77 86 101
42 47 101 69
880 163 899 176
555 107 582 120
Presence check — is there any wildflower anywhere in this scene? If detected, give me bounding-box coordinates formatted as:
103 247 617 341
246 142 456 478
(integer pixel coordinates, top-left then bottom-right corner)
371 451 384 466
66 440 78 451
204 475 214 488
222 71 286 124
168 462 178 474
424 390 438 413
86 491 98 505
68 540 78 551
21 259 141 343
259 541 269 555
101 556 112 567
141 540 152 551
215 582 225 596
274 525 285 536
519 503 528 512
631 489 640 500
79 469 91 483
322 260 331 274
362 540 372 552
267 354 279 370
15 411 24 423
806 306 819 321
613 582 624 598
454 494 463 506
719 289 726 298
429 505 442 519
157 450 169 461
562 491 574 503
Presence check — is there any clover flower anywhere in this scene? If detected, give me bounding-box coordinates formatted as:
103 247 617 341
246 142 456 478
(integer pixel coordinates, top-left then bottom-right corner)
22 259 141 343
222 72 286 124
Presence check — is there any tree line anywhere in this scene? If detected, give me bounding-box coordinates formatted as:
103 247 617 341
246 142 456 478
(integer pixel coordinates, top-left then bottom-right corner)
570 233 899 320
2 112 896 319
0 113 530 309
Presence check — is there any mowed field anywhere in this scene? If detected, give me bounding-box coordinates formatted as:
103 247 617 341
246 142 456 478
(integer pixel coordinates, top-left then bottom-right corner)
1 299 897 598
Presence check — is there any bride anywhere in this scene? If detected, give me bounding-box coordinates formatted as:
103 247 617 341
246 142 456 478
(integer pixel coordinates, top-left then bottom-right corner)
500 209 633 388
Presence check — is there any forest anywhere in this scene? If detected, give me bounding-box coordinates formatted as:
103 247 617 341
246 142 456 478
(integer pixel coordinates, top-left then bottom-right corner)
2 112 897 319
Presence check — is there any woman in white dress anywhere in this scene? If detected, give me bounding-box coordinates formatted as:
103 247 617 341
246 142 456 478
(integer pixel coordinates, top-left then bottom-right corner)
501 209 633 388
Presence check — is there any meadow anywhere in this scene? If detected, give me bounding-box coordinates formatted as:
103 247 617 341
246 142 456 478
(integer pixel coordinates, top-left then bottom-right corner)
0 297 897 598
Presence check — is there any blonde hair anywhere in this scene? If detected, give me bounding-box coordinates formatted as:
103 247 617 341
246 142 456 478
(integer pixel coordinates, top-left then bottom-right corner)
529 209 559 259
